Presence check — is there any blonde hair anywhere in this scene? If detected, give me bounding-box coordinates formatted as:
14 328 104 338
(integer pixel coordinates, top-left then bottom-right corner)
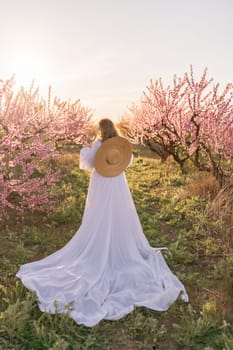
98 118 119 142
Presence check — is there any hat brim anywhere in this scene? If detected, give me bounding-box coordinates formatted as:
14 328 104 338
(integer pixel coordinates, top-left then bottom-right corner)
94 136 132 177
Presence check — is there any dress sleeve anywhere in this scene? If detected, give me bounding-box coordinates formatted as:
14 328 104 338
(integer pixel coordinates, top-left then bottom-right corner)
79 140 101 171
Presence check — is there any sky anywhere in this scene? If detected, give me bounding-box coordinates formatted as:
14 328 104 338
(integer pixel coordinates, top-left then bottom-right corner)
0 0 233 121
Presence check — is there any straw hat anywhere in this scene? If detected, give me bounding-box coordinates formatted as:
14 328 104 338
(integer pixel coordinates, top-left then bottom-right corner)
94 136 132 177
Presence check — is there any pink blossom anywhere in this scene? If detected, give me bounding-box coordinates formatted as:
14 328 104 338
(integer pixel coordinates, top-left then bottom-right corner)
0 78 92 218
130 66 233 181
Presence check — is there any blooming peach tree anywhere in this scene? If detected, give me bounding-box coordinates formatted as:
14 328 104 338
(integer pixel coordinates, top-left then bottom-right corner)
130 67 233 184
0 78 92 218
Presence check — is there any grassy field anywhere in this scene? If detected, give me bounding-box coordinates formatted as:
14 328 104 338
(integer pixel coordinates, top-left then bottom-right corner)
0 147 232 350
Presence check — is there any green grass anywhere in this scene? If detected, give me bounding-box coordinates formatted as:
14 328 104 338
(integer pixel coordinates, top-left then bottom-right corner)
0 147 232 349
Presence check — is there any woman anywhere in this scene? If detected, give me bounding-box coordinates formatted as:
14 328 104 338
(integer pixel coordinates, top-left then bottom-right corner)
16 118 188 327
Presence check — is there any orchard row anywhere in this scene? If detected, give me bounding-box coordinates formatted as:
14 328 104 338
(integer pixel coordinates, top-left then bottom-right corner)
0 67 232 218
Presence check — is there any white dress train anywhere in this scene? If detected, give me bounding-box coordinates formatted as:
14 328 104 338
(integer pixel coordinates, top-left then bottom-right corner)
16 140 188 327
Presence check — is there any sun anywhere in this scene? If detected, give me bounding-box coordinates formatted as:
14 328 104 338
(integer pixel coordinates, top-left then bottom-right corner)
8 52 50 89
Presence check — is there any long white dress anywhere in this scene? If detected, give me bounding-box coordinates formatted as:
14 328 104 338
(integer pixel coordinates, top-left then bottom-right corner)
16 140 188 327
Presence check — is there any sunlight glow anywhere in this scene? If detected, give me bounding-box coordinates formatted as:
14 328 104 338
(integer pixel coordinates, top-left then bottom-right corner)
7 52 50 89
